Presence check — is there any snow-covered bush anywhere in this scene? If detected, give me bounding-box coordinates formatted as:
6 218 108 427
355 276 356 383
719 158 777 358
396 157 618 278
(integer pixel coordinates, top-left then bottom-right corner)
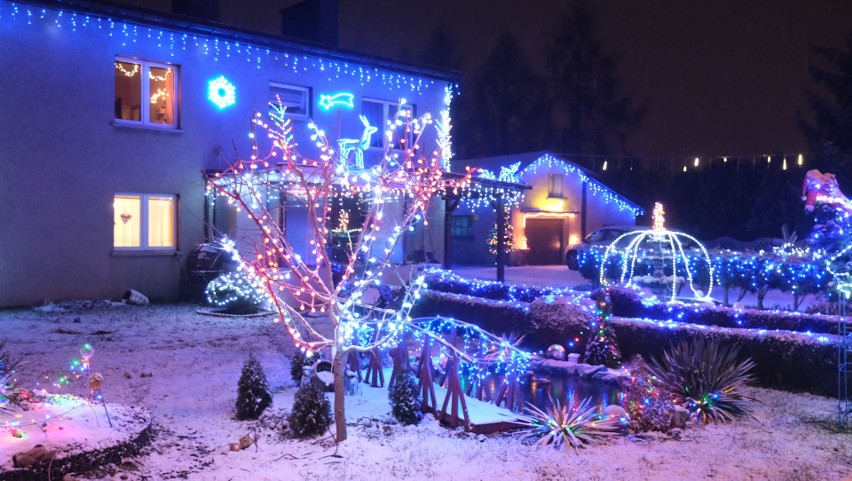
235 355 272 420
288 382 332 438
605 285 646 318
526 296 594 350
388 370 422 425
205 271 268 314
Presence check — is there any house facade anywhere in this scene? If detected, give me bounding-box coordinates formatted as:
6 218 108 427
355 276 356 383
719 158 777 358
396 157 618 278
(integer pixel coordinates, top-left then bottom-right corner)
450 152 643 266
0 0 456 307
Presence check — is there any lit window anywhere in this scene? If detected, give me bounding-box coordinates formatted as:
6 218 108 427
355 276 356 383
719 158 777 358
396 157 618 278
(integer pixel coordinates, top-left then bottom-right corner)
114 194 177 249
450 215 475 238
115 57 178 127
548 173 564 198
270 83 311 119
361 98 415 150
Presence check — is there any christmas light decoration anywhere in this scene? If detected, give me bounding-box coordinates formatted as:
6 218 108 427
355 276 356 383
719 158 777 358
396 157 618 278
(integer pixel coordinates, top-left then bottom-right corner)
600 202 714 302
519 154 643 217
488 212 514 256
318 92 355 110
0 1 452 94
205 100 496 441
207 75 236 109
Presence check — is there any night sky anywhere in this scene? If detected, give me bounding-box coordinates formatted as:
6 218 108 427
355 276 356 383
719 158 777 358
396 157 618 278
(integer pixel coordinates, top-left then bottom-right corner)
119 0 852 160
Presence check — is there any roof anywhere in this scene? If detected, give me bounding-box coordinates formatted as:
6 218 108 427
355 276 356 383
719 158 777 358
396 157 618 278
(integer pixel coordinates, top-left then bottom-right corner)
13 0 462 83
456 151 644 215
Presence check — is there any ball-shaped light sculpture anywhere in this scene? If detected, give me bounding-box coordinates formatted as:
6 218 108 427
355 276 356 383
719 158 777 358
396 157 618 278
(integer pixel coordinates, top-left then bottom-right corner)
545 344 566 360
600 202 714 302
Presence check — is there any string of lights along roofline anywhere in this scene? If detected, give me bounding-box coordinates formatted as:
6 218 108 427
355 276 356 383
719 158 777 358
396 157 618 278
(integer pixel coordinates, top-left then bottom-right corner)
565 152 816 172
0 0 453 94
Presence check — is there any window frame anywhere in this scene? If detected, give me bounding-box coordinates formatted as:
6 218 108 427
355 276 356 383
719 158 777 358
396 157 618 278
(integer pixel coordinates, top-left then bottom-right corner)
547 173 564 198
114 56 180 129
361 97 416 151
269 82 312 120
113 193 178 251
450 215 475 239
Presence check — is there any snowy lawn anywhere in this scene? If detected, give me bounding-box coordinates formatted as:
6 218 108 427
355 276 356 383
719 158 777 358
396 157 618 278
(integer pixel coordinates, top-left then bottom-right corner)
0 303 850 480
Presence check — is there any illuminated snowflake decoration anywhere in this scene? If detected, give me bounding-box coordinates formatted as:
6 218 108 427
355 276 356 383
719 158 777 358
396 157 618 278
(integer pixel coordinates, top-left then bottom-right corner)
600 202 714 302
207 75 236 109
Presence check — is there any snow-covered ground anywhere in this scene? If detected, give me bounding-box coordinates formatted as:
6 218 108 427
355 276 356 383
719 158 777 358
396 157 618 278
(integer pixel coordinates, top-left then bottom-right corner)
0 304 849 480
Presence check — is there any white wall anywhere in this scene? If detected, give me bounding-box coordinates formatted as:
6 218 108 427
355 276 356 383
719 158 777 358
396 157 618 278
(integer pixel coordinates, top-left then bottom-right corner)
0 2 452 306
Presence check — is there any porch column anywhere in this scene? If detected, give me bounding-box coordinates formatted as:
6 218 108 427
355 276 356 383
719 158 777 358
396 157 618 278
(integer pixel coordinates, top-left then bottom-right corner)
496 194 506 283
442 196 460 270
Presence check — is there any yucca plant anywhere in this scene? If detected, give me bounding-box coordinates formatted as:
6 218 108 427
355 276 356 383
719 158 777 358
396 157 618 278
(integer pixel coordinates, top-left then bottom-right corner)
646 338 758 423
515 394 619 453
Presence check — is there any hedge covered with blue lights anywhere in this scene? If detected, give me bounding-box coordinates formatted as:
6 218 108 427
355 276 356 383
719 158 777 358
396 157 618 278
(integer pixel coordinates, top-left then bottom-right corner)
412 289 839 395
416 270 841 395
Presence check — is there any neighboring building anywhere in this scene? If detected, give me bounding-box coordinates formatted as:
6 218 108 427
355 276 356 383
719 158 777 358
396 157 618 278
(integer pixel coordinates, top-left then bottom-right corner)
0 0 457 306
450 152 643 266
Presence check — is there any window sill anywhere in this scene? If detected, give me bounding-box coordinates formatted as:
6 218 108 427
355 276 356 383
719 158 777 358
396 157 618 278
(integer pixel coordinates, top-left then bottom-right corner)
111 250 182 257
112 120 184 133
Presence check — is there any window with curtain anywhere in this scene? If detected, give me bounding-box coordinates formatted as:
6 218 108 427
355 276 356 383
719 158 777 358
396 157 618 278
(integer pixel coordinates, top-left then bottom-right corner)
114 194 177 249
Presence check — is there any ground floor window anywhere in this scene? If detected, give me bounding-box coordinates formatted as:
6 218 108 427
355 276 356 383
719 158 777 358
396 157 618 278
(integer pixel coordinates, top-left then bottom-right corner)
450 215 475 238
114 194 177 249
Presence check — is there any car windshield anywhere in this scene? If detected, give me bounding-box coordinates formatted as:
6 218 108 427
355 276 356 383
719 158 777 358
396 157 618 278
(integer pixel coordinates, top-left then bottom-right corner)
585 230 605 242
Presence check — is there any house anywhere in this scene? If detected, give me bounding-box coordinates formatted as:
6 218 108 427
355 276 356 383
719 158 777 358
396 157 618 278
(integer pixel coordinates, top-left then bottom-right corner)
0 0 458 307
448 152 643 266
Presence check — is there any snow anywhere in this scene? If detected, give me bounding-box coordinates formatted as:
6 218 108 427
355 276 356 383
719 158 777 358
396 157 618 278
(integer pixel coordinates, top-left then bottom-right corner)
0 304 850 480
0 395 148 471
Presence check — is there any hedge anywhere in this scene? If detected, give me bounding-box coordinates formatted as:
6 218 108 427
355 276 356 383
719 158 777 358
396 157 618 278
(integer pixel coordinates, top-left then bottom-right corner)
413 290 840 396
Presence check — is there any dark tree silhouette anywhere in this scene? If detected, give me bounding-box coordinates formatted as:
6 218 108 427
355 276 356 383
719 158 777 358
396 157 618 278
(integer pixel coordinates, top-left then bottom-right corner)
548 0 645 155
454 31 550 158
799 32 852 154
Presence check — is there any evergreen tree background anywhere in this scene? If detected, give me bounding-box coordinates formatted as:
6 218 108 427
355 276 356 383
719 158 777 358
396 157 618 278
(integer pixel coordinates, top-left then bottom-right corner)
584 288 622 368
388 370 422 426
235 355 272 420
288 382 332 438
547 0 645 156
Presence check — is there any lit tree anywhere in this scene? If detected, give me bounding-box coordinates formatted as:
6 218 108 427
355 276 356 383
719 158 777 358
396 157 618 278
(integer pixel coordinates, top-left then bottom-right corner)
487 212 514 257
207 96 473 441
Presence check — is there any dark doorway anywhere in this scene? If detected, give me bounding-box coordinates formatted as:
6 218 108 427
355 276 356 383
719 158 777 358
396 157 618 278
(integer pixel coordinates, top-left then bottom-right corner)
525 218 564 265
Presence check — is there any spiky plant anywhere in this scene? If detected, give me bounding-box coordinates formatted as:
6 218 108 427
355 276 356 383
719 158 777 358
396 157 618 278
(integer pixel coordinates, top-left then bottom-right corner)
646 338 758 423
0 340 22 415
515 394 619 453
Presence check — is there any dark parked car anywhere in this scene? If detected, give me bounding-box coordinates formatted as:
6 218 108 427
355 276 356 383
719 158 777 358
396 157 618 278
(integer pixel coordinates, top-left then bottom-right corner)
565 225 643 269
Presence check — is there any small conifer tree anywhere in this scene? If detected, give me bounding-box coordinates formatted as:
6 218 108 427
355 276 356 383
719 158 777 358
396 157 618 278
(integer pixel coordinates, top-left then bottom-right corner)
288 382 332 437
235 355 272 420
289 350 312 382
388 370 422 425
584 288 622 368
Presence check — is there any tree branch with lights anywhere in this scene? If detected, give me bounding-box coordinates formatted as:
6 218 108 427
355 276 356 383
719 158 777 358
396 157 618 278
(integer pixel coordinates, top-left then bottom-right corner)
206 100 531 441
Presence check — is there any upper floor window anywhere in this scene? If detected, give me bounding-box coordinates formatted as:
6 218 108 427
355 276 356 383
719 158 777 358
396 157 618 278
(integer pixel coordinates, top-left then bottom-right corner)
115 57 178 128
114 194 177 250
361 98 415 150
270 83 311 120
548 173 564 198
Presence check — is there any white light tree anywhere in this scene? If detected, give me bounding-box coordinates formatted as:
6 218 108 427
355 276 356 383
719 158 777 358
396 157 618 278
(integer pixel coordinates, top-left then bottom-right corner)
207 96 472 441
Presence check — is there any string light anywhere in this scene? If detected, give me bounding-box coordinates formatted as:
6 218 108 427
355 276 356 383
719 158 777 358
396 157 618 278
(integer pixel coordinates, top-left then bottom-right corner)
1 1 449 95
207 75 236 109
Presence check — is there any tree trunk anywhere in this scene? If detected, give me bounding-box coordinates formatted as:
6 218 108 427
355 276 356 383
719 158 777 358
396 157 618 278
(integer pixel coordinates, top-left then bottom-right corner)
332 348 347 442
